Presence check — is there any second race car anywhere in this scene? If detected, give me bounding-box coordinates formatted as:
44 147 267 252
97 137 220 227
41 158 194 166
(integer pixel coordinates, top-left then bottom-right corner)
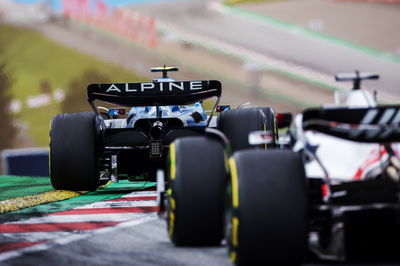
226 72 400 265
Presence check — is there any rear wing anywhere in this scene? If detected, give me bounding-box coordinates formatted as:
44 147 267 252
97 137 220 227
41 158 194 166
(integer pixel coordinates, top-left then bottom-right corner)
87 80 222 107
335 71 379 90
302 106 400 143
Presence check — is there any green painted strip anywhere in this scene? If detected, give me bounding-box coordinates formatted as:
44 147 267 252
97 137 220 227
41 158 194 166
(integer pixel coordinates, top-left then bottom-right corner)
223 5 400 64
0 176 53 201
0 178 117 213
0 180 156 223
43 181 156 211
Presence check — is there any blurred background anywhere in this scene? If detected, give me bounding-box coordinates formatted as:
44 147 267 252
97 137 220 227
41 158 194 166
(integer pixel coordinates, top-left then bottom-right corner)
0 0 399 174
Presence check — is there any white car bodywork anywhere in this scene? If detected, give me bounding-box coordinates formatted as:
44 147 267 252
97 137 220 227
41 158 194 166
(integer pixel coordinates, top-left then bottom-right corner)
299 89 398 181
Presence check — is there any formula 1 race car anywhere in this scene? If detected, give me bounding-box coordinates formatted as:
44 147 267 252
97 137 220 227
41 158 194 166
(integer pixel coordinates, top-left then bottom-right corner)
226 72 400 265
49 67 277 245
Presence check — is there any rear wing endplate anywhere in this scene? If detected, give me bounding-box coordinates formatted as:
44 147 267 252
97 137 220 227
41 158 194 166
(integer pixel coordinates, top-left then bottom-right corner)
87 80 221 106
302 106 400 143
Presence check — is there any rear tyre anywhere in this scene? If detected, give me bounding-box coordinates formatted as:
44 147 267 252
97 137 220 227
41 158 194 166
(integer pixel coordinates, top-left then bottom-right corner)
50 112 99 191
167 136 227 246
227 150 308 265
217 107 276 152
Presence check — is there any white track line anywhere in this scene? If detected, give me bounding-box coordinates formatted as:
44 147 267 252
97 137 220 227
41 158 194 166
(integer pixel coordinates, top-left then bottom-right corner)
74 200 158 209
6 213 154 224
1 232 76 242
0 191 159 262
121 191 157 197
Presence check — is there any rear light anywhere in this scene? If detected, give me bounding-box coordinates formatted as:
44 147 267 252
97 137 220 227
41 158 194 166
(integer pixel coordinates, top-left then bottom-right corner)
276 112 292 128
321 184 329 199
149 141 162 158
215 105 230 112
248 131 274 145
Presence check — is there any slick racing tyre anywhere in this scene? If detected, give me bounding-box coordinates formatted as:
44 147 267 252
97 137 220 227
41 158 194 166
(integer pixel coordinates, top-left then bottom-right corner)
50 112 99 191
217 107 276 152
227 150 308 266
167 136 227 246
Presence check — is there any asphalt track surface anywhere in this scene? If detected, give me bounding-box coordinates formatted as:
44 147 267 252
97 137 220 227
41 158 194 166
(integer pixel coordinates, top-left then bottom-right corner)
131 0 400 98
1 219 232 266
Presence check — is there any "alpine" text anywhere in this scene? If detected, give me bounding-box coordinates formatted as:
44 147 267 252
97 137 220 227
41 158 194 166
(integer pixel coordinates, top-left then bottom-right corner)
105 81 203 93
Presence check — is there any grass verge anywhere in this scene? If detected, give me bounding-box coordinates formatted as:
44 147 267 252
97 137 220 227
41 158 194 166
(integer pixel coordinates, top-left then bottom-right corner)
0 23 146 146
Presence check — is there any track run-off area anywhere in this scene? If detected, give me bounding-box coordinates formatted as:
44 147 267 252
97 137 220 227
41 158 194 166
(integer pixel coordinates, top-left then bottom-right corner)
0 176 161 264
0 176 398 266
0 176 235 266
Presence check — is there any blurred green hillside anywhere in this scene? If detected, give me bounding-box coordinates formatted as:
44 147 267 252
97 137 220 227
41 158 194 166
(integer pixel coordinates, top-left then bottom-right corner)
0 23 146 146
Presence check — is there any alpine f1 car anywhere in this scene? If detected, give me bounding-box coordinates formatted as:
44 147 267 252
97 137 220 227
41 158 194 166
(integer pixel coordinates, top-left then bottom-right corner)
49 66 277 246
226 72 400 265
